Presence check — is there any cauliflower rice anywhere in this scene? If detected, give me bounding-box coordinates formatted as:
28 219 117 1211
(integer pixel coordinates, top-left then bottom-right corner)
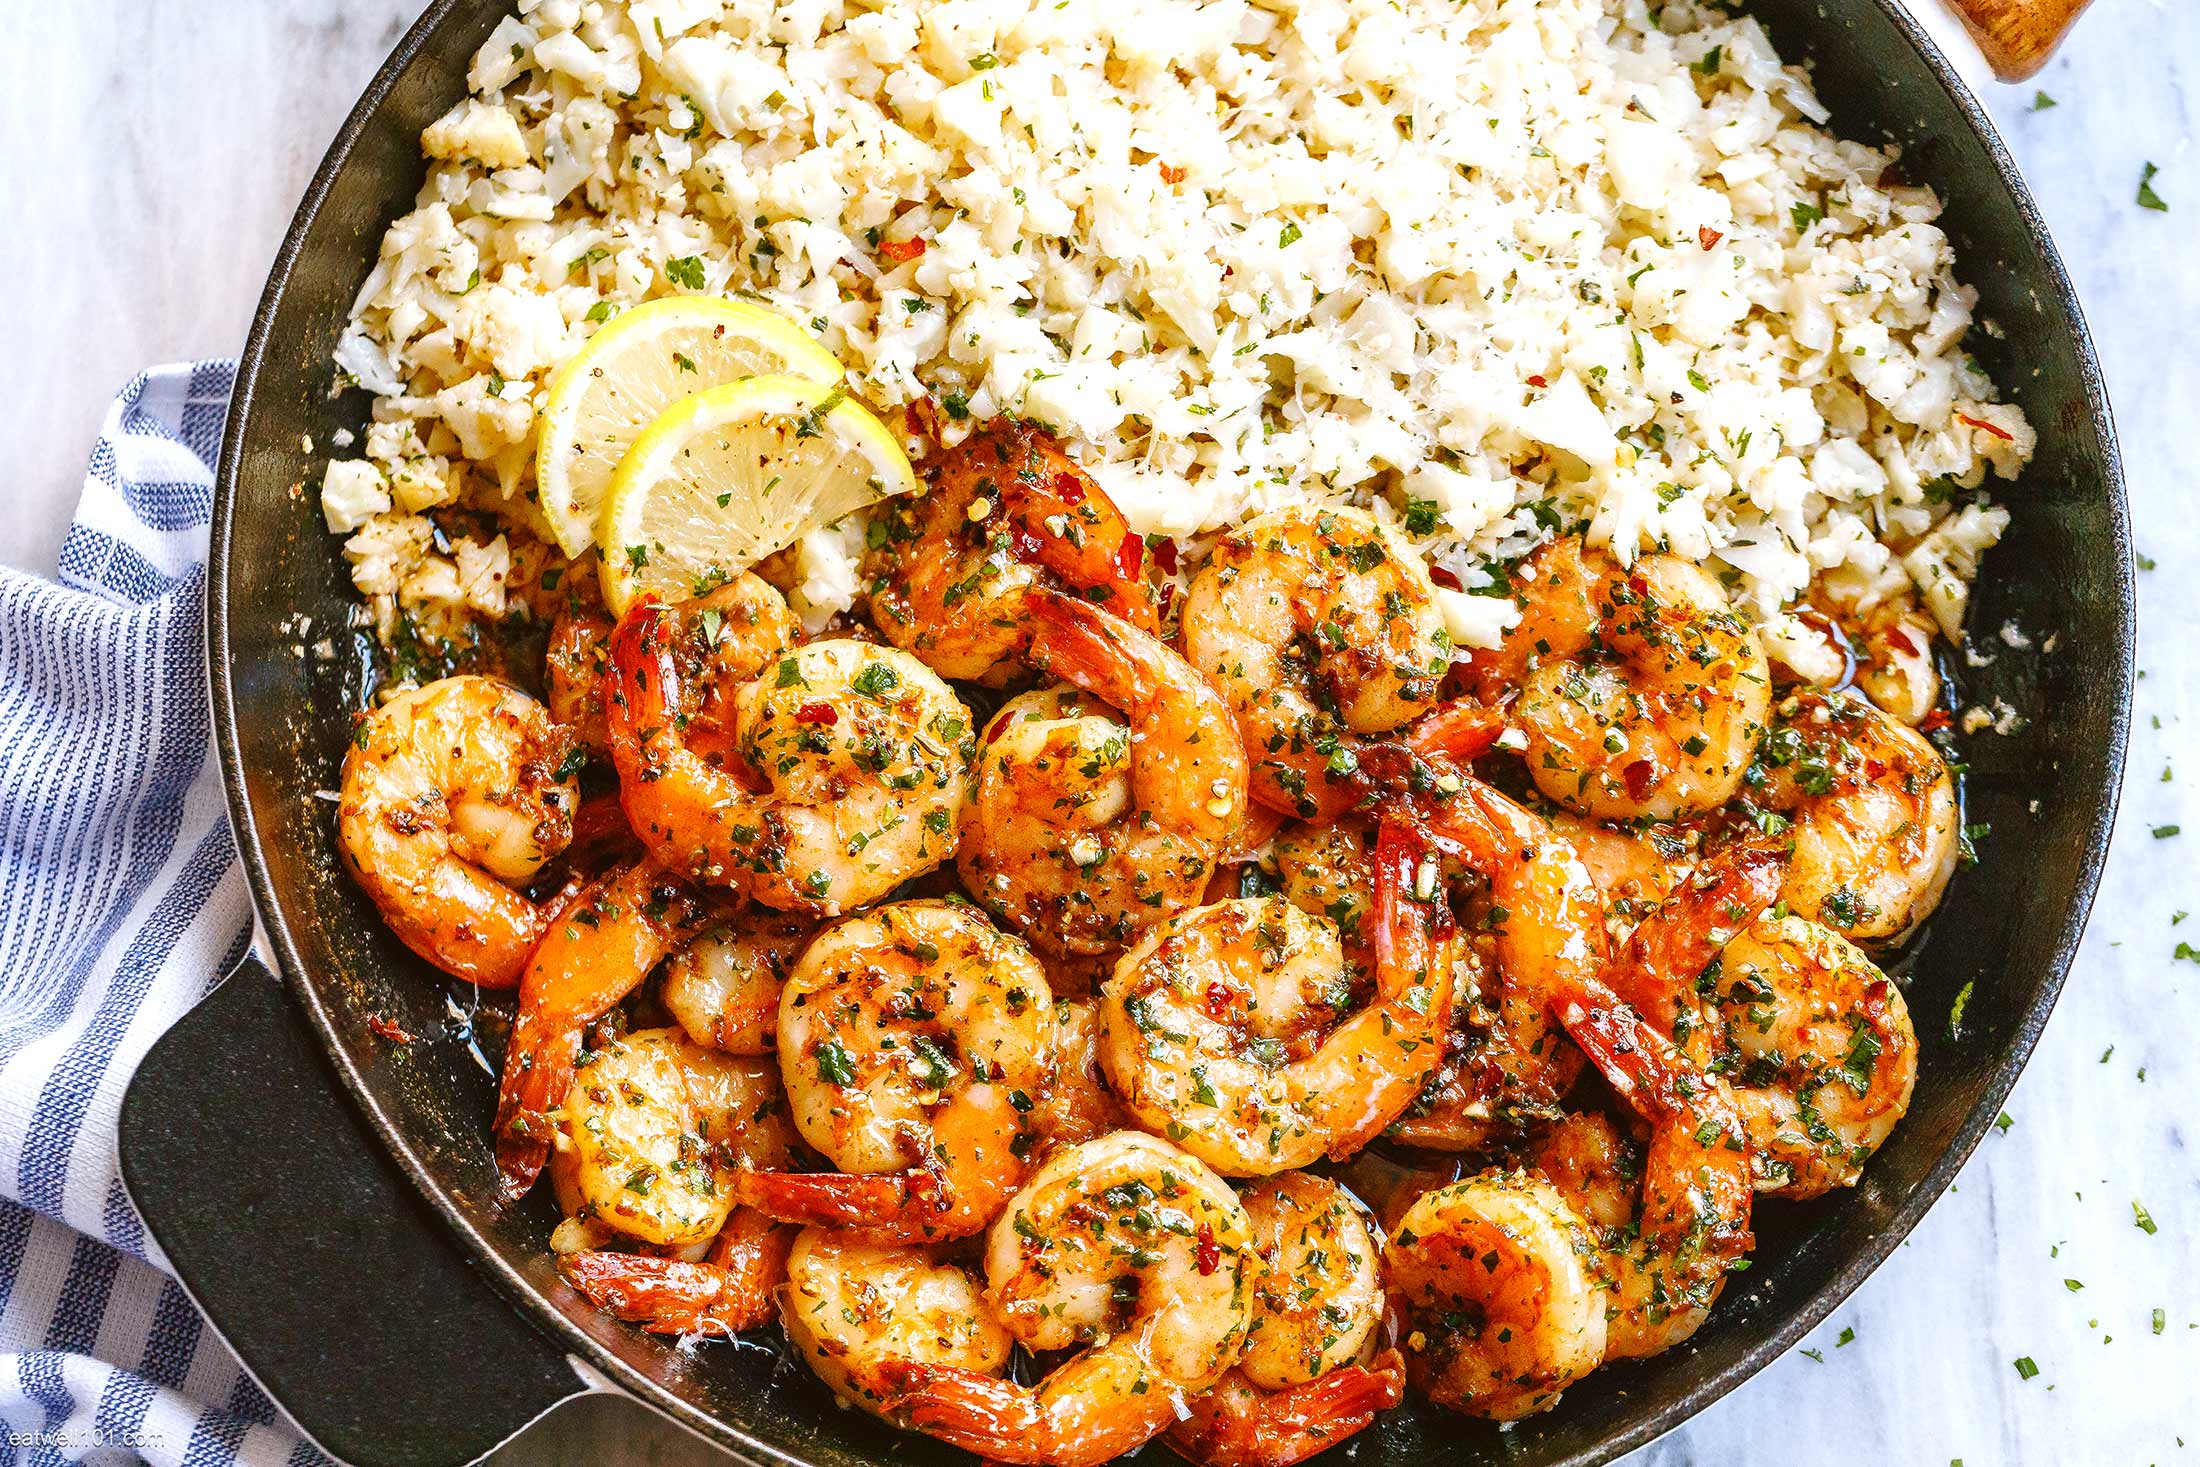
320 0 2024 664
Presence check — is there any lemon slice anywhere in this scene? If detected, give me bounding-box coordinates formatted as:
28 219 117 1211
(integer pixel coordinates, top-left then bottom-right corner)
599 375 917 615
536 297 844 558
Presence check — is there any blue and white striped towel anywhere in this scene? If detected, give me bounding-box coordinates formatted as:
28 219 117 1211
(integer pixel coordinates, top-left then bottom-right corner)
0 363 319 1466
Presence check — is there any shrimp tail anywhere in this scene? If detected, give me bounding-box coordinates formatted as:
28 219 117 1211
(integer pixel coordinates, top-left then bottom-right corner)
559 1245 778 1336
1304 816 1457 1159
997 447 1158 632
1171 1356 1407 1467
1256 1353 1406 1454
494 861 709 1204
1369 815 1458 996
604 596 681 778
734 1169 956 1241
1615 833 1788 1015
1401 700 1507 766
1023 589 1150 705
876 1362 1048 1456
492 1023 570 1204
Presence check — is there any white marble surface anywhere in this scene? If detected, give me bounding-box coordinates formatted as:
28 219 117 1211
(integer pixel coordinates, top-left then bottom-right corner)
5 2 2196 1464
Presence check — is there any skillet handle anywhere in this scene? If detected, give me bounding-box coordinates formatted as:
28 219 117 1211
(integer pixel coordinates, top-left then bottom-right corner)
1938 0 2096 80
118 952 599 1467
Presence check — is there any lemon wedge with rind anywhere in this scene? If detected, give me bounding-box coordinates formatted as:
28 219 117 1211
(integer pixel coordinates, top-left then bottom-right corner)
536 297 844 558
599 375 916 616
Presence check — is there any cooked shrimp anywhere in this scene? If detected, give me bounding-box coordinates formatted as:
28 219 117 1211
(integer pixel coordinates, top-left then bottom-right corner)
1039 998 1132 1154
606 578 975 914
1171 1175 1397 1467
1098 818 1456 1175
740 900 1055 1242
1165 1359 1405 1467
1181 506 1451 821
558 1209 794 1337
660 910 819 1056
1405 779 1754 1360
545 604 616 755
865 419 1161 681
879 1130 1256 1467
779 1228 1013 1422
1697 915 1918 1197
337 675 578 987
1521 1105 1724 1362
1609 831 1788 1026
1387 931 1583 1154
1262 815 1579 1154
1745 689 1959 944
541 1026 798 1247
1463 537 1771 820
1384 1171 1608 1420
960 591 1249 957
492 864 712 1201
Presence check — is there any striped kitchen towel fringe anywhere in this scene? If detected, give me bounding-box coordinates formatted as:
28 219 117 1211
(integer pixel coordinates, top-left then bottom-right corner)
0 362 320 1466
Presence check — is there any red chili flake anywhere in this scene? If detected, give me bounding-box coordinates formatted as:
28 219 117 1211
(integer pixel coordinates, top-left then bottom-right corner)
366 1014 417 1044
1883 625 1920 656
1010 525 1045 563
879 235 927 263
1204 981 1234 1014
1622 759 1656 803
1115 532 1145 580
1921 708 1953 732
1152 537 1180 576
1194 1223 1221 1276
1052 471 1087 506
795 702 839 726
1526 374 1549 389
1429 566 1463 591
1956 412 2014 443
1159 162 1187 185
1158 580 1179 622
1698 226 1723 251
1864 758 1887 781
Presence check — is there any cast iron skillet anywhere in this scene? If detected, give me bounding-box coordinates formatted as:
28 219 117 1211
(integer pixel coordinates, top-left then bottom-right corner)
116 1 2129 1463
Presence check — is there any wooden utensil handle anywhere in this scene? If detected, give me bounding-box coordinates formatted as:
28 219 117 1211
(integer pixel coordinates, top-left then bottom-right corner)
1940 0 2095 81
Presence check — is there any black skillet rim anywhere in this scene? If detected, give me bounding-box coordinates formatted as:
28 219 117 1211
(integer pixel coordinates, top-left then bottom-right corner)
207 1 2134 1461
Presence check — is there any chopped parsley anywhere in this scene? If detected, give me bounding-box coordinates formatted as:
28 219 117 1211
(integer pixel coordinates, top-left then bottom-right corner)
2138 163 2171 213
814 1039 857 1086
